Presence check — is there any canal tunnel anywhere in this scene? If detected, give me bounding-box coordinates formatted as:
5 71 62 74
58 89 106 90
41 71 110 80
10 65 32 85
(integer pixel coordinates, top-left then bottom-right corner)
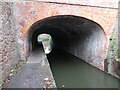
26 15 106 63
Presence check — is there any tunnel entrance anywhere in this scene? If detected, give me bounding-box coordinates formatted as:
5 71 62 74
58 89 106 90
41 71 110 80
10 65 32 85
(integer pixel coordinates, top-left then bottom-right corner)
24 15 120 88
26 15 106 66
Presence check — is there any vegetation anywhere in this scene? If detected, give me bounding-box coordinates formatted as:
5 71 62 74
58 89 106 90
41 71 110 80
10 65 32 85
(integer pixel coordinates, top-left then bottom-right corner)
117 48 120 59
10 60 26 76
2 60 26 87
109 26 119 61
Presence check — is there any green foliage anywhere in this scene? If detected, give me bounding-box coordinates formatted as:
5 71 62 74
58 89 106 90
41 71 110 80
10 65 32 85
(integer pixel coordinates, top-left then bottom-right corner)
42 38 50 42
0 80 4 85
109 28 119 60
11 60 26 76
1 60 26 86
117 48 120 59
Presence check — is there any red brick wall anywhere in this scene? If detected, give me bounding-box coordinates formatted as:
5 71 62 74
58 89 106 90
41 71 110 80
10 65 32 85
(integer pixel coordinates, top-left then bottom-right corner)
0 1 119 86
14 2 118 39
12 1 118 76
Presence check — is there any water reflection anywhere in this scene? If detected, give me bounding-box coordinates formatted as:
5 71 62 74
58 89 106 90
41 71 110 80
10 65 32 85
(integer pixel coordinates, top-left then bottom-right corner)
47 48 120 88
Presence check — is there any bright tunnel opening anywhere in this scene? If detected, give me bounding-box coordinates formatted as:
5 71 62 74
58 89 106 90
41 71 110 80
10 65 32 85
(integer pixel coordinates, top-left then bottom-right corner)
37 34 52 54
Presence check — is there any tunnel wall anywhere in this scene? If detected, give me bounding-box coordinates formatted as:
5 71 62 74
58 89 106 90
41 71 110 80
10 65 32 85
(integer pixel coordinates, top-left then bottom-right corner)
26 15 107 71
64 25 106 69
0 2 20 86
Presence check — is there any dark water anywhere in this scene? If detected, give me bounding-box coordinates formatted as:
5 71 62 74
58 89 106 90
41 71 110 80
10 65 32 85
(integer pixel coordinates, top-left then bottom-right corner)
47 49 120 88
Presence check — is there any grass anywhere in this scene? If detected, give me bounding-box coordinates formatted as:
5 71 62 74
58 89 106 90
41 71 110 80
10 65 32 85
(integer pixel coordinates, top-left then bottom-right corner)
117 48 120 59
2 60 26 87
10 60 26 76
109 28 119 60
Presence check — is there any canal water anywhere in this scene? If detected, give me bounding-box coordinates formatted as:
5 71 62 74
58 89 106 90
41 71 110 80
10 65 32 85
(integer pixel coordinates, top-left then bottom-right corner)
47 48 120 88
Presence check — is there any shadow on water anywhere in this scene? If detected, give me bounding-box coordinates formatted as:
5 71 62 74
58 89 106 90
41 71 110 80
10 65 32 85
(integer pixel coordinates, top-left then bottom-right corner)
47 48 120 88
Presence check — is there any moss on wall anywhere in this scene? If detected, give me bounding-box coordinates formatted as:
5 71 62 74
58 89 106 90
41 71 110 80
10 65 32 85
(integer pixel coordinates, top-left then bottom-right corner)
107 17 120 78
108 20 119 61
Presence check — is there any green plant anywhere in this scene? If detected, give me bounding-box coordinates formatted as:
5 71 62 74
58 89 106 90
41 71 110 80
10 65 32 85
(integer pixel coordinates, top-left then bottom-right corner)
11 60 26 76
117 48 120 59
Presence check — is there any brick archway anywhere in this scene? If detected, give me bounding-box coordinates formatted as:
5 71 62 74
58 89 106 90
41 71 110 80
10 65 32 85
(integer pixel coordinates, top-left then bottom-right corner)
26 15 106 70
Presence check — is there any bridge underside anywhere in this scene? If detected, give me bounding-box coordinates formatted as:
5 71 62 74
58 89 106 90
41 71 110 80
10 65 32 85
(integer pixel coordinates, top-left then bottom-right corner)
26 15 106 70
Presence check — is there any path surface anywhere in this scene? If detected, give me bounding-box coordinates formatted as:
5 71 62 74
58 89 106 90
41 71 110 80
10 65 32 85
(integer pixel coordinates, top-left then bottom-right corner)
6 47 56 88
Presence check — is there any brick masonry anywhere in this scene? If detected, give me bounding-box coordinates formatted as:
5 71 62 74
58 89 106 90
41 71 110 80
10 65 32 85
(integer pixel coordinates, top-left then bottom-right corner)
0 2 20 86
0 1 119 86
13 1 118 70
37 0 118 8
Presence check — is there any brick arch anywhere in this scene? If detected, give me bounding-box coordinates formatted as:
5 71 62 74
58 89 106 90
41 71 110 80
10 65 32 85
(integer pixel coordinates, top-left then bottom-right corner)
13 1 117 70
25 15 106 70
